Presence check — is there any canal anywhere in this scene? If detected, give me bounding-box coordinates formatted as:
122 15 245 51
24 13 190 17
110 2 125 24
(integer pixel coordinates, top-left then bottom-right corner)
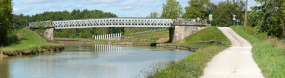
0 43 193 78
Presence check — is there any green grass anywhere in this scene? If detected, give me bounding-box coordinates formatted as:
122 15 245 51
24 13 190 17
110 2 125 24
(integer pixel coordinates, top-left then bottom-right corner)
184 26 231 45
123 30 169 41
148 26 230 78
231 26 285 78
167 27 231 49
55 30 169 43
0 29 60 51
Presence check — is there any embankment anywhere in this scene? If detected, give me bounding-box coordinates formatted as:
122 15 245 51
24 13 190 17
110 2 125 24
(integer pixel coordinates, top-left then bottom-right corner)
0 29 64 56
148 26 231 78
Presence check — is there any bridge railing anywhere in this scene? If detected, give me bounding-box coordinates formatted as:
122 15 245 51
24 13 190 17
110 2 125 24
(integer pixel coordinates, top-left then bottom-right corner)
29 18 208 29
93 33 122 40
52 18 174 29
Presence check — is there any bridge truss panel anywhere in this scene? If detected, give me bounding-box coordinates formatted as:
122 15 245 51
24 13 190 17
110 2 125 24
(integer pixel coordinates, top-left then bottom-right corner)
29 21 51 27
51 18 174 29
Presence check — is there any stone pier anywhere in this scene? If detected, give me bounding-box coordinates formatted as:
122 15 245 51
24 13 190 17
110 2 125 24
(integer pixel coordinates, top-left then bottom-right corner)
29 20 54 41
169 18 210 43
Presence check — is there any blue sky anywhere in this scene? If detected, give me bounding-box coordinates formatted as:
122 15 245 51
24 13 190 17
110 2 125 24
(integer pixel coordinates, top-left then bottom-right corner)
13 0 258 17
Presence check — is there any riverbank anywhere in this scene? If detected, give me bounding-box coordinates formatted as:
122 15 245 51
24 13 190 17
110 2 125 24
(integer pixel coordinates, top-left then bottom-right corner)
57 27 231 77
147 27 230 77
57 41 200 51
0 29 64 56
231 26 285 78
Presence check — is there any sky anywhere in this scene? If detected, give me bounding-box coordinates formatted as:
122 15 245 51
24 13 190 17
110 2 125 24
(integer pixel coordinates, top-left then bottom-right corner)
13 0 259 17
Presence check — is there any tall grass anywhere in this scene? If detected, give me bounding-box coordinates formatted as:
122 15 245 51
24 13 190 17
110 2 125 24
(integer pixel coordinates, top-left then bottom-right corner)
231 26 285 78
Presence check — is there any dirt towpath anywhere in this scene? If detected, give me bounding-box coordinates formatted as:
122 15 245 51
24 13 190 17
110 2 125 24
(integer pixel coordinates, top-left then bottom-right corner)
201 27 264 78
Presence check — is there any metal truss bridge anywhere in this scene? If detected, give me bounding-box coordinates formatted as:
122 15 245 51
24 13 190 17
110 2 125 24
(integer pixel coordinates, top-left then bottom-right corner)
29 18 177 29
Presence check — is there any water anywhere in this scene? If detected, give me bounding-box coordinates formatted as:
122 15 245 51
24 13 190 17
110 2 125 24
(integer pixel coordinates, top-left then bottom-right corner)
0 43 193 78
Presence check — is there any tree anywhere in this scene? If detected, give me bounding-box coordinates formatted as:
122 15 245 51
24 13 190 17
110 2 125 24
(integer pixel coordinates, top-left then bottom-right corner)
247 7 264 27
211 0 245 26
183 0 211 19
255 0 285 38
147 12 159 18
0 0 13 46
161 0 183 18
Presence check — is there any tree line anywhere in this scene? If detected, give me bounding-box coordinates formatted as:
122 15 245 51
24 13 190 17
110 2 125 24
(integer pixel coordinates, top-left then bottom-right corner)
155 0 284 38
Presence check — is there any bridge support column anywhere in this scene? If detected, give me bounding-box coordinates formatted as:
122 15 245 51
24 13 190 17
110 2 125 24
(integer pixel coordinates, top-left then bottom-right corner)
44 28 54 41
169 18 210 43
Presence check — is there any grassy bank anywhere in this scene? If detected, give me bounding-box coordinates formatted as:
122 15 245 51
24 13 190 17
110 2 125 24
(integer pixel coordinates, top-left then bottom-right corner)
123 30 169 42
0 29 61 51
55 30 169 43
148 27 230 77
231 26 285 78
168 27 231 49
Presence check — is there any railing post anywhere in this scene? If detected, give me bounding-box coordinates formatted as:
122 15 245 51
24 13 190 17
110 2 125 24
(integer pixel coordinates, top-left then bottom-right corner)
103 35 105 39
108 34 110 39
119 33 122 38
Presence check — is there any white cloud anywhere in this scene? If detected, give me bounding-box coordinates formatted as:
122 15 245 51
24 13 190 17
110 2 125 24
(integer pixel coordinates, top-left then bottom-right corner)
13 7 33 14
120 6 133 10
74 5 84 9
13 8 21 12
39 3 59 10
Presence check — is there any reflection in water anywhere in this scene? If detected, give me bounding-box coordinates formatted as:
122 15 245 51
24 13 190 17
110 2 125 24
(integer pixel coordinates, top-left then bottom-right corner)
0 56 9 78
0 44 193 78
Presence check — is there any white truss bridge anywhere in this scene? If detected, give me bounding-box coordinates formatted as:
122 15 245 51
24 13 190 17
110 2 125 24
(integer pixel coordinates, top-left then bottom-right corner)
29 18 176 29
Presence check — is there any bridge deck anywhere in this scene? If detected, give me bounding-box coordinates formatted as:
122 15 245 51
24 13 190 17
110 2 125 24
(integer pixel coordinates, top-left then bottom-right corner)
29 18 175 29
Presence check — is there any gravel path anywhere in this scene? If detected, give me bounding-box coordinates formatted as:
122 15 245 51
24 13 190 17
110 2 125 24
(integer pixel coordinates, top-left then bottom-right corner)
201 27 264 78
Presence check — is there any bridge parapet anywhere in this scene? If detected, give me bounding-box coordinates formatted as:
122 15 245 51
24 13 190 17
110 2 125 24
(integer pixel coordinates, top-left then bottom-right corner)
175 18 208 26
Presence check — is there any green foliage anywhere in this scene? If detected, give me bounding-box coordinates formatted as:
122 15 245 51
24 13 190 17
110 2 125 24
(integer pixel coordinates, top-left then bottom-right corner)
211 0 245 26
13 9 123 39
147 12 159 18
0 0 13 46
0 29 59 51
247 7 264 27
183 0 211 19
255 0 285 38
161 0 183 18
231 26 285 78
54 29 77 38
